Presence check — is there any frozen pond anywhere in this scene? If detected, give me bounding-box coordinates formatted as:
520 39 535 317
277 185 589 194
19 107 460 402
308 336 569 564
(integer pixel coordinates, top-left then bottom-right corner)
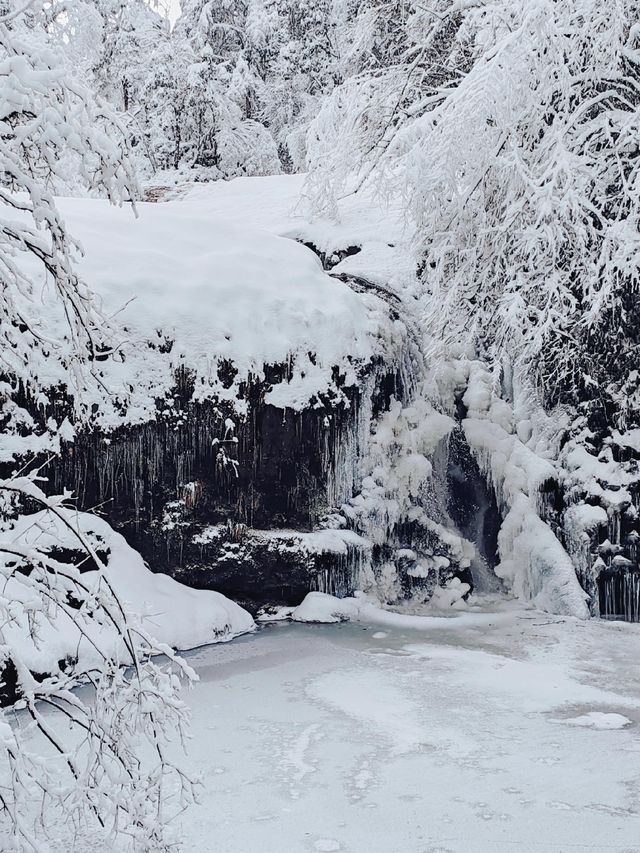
177 603 640 852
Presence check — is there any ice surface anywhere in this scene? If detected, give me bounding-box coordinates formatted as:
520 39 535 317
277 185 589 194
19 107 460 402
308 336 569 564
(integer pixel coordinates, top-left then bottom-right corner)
8 599 640 852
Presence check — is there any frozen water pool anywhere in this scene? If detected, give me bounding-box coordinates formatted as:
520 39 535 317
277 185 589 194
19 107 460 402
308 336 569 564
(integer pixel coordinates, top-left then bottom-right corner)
176 602 640 852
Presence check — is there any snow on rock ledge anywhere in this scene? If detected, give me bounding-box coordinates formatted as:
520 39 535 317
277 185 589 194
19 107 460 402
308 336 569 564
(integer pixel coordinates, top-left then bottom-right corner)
0 510 254 679
18 195 402 428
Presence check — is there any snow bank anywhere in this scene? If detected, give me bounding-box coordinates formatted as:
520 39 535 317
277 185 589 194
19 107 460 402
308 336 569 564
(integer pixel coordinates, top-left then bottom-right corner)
291 592 363 623
285 588 473 625
244 526 369 556
183 175 416 296
194 524 368 555
0 511 254 676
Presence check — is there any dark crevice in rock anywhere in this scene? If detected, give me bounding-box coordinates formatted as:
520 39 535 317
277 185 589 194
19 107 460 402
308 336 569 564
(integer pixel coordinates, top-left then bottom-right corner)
446 425 501 591
300 240 361 271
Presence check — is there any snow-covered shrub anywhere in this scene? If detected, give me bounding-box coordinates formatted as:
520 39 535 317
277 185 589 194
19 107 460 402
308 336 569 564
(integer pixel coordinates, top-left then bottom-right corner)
0 6 218 848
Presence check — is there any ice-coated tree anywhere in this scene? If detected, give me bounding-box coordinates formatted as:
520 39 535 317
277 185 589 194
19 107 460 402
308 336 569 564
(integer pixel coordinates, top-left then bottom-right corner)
170 0 281 175
159 0 355 174
49 0 362 177
0 4 196 849
48 0 172 174
305 0 640 406
263 0 353 168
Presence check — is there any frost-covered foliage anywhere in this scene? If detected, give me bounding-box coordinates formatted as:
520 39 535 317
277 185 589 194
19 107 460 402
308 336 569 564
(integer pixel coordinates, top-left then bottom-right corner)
306 0 640 396
161 0 357 175
0 2 138 454
161 0 280 176
0 5 219 848
52 0 363 177
0 487 201 851
54 0 283 177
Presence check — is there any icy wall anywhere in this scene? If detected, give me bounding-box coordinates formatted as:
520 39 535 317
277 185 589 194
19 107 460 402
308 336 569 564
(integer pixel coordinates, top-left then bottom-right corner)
441 356 640 621
34 357 404 606
22 281 503 611
15 333 640 618
560 418 640 621
35 342 511 612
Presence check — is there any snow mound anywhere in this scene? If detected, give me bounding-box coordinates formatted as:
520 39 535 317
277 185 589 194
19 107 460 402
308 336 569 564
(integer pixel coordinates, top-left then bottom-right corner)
561 712 632 730
0 510 254 676
16 191 403 428
288 590 474 626
291 592 363 623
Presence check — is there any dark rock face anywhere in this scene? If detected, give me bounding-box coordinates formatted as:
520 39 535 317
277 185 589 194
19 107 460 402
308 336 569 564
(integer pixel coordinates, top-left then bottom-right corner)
598 566 640 622
171 526 368 608
19 303 640 620
25 344 515 612
446 425 501 588
0 658 20 707
43 362 405 605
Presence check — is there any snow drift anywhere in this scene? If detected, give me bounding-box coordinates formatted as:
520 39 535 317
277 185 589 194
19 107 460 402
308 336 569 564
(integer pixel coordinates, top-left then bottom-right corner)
0 509 254 680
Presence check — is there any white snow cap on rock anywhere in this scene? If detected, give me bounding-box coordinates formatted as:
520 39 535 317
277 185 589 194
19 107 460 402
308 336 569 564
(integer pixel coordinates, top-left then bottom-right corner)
11 191 403 429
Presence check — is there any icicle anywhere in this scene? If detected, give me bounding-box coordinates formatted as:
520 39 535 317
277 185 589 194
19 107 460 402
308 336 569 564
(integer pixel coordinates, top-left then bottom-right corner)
608 509 621 546
600 570 640 622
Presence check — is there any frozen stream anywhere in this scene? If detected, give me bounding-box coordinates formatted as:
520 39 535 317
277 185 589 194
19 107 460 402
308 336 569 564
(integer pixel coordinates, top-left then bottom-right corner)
177 601 640 852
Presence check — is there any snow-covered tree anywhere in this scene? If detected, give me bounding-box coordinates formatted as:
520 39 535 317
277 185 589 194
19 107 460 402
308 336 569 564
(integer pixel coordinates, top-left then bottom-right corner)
0 5 196 848
48 0 172 174
302 0 462 211
168 0 281 175
306 0 640 407
50 0 359 177
263 0 352 168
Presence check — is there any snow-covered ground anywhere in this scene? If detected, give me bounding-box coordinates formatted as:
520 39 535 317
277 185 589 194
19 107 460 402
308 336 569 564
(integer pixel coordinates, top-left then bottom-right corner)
7 597 640 851
171 598 640 852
